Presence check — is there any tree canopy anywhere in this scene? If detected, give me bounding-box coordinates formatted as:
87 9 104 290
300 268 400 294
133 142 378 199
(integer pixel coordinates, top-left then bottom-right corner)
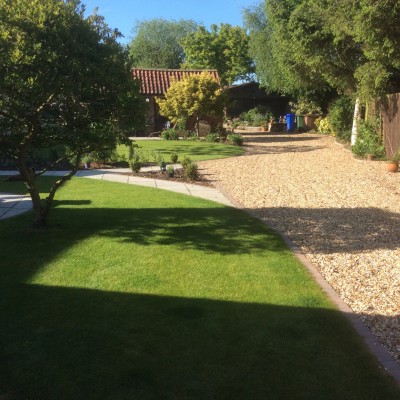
0 0 144 227
156 72 225 134
244 0 400 101
128 18 199 69
181 23 254 86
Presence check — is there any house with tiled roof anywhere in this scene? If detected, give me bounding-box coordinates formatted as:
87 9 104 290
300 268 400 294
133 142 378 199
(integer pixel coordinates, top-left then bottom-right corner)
132 68 221 135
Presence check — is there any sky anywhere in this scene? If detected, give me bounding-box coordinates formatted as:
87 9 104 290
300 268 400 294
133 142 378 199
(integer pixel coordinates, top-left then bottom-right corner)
82 0 259 44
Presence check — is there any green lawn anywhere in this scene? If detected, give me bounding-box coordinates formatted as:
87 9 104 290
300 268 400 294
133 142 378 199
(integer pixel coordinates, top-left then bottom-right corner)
1 177 399 399
118 139 244 162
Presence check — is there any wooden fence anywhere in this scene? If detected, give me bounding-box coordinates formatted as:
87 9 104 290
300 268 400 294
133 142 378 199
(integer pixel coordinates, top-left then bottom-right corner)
381 93 400 158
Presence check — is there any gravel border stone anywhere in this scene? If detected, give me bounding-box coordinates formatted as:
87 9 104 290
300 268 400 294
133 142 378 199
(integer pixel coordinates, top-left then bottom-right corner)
200 131 400 369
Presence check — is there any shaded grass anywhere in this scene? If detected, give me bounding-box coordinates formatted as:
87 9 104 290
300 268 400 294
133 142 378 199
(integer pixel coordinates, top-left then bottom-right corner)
0 178 399 399
118 139 244 162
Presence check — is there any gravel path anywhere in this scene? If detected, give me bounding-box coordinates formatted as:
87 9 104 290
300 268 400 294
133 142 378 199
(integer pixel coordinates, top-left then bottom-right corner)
199 131 400 361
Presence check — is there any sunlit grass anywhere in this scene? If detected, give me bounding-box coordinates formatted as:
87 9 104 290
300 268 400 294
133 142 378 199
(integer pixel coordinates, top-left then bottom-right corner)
0 177 399 399
117 139 244 162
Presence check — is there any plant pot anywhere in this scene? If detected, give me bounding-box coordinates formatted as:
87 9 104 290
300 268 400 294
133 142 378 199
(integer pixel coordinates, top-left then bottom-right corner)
386 161 399 173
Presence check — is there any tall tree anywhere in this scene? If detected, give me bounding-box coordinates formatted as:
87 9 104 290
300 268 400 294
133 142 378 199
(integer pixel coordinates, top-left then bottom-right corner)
156 72 225 135
181 23 254 85
0 0 144 227
128 18 199 69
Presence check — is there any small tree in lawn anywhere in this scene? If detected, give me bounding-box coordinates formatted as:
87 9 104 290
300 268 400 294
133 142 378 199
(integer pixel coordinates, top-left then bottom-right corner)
0 0 144 227
156 72 225 135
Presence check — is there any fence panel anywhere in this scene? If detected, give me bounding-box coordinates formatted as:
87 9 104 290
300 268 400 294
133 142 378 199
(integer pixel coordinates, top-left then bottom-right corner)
381 93 400 158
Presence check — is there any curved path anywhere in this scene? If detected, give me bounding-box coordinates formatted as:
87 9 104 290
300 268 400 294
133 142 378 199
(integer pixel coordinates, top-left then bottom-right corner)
0 168 233 221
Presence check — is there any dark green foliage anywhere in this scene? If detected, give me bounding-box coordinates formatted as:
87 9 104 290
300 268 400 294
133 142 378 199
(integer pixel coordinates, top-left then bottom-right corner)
227 134 244 146
181 156 193 169
166 165 175 177
0 0 144 226
181 23 254 85
205 133 220 143
182 160 198 180
170 153 179 163
161 129 180 140
328 96 354 142
239 106 274 126
352 119 385 158
129 154 142 173
128 18 199 68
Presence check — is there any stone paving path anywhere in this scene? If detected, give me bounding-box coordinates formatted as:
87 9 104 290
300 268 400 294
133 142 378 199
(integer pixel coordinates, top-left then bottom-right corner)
0 168 233 220
0 193 33 220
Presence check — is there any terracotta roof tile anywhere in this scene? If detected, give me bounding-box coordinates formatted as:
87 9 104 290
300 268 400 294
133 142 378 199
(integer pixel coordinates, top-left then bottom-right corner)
132 68 220 95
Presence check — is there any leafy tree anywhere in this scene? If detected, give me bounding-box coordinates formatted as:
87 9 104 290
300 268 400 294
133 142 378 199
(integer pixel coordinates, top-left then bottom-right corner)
0 0 144 227
181 24 254 85
128 18 199 69
156 72 225 134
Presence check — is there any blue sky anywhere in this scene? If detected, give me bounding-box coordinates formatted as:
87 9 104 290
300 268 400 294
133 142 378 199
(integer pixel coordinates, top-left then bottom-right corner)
82 0 259 43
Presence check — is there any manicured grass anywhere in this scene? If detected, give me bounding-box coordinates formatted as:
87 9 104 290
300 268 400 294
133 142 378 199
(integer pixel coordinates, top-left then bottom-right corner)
0 177 399 399
118 139 244 162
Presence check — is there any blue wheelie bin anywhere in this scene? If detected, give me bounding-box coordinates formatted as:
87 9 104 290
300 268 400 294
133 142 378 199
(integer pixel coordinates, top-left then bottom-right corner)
286 113 296 132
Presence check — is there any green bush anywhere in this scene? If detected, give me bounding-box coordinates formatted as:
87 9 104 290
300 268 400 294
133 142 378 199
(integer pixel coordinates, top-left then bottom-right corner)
181 156 192 168
328 96 354 142
170 153 179 163
206 133 220 142
352 119 385 158
227 133 244 146
182 160 198 180
315 116 334 135
239 106 273 126
161 128 180 140
166 165 174 177
129 154 142 173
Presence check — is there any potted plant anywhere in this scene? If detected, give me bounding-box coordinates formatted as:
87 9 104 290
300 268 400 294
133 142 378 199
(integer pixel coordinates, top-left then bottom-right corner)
386 134 400 172
387 149 400 172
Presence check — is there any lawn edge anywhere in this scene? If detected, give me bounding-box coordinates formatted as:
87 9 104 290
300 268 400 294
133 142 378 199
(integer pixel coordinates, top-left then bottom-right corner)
213 181 400 386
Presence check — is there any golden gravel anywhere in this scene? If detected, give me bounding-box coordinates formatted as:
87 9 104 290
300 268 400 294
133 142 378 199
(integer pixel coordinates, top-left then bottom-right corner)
199 131 400 361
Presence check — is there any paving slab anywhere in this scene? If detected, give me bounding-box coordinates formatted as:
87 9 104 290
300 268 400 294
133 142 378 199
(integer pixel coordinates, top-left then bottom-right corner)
0 169 234 222
0 193 32 220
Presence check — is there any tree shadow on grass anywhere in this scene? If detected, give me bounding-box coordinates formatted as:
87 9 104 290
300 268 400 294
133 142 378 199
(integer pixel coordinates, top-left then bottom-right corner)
1 285 400 400
0 205 286 286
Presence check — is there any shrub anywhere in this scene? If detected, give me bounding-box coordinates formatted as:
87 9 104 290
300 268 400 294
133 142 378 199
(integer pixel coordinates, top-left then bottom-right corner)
170 153 179 163
206 133 220 142
352 119 385 158
315 116 334 135
183 160 198 180
129 154 142 173
328 96 354 142
239 106 274 126
181 156 192 168
166 165 174 177
227 133 244 146
161 128 180 140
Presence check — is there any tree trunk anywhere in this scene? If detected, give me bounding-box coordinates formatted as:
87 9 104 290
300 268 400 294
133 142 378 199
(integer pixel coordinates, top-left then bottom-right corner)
196 115 200 137
18 162 46 228
18 153 81 228
351 97 361 146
